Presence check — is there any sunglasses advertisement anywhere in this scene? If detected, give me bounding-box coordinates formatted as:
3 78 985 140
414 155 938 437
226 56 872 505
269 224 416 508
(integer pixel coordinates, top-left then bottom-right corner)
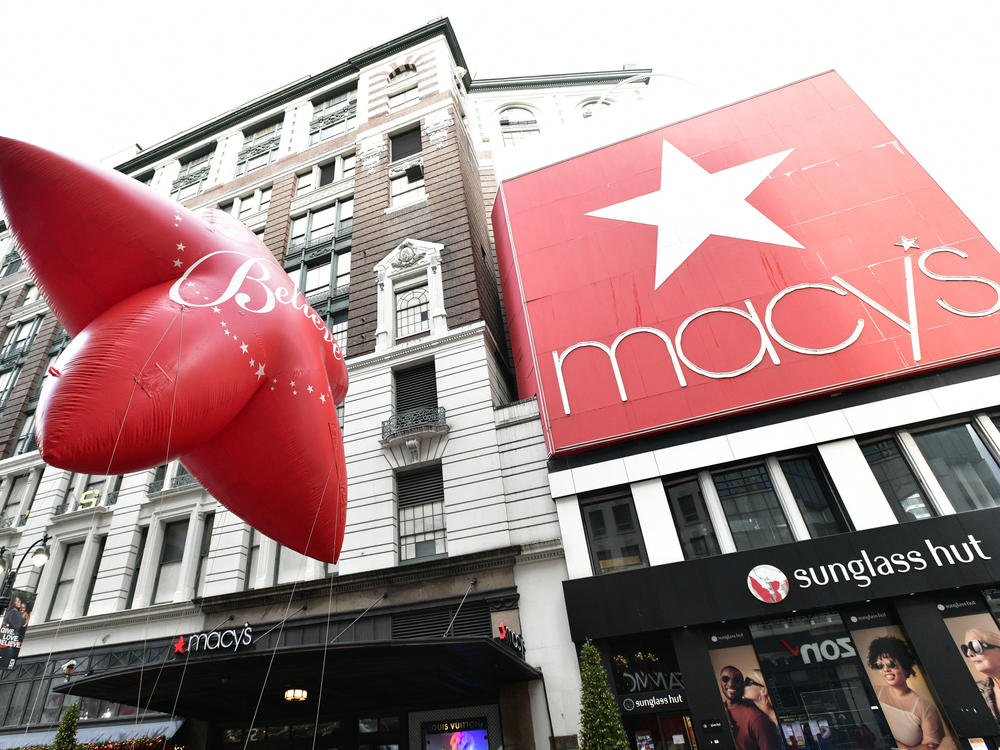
941 609 1000 726
846 622 956 750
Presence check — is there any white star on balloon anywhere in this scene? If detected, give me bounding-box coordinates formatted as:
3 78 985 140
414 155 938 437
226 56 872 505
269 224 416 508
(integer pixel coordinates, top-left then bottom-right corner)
587 139 803 289
895 236 919 252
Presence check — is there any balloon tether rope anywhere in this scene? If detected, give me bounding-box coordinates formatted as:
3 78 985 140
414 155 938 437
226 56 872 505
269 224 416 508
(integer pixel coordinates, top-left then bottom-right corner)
243 449 339 750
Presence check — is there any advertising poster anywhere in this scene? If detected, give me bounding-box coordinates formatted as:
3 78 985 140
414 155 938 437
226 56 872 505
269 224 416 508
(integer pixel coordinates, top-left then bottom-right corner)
844 609 956 750
706 627 783 750
0 588 35 670
423 718 488 750
940 597 1000 726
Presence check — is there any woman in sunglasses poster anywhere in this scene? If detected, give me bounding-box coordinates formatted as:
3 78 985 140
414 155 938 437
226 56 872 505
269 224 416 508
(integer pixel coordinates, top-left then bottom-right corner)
852 627 955 750
942 611 1000 725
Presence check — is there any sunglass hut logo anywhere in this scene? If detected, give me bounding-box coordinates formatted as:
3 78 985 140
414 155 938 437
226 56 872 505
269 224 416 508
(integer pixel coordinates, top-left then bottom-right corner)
747 534 991 604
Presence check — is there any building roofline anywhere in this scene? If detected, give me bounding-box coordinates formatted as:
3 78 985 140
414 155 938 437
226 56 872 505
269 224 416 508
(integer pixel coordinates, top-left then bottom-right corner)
469 68 652 93
115 17 470 175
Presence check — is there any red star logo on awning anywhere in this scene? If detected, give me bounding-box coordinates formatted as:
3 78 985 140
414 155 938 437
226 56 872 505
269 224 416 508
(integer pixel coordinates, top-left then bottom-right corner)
172 635 186 654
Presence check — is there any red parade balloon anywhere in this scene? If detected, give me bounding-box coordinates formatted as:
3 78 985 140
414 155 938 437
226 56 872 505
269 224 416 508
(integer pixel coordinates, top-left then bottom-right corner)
0 137 349 563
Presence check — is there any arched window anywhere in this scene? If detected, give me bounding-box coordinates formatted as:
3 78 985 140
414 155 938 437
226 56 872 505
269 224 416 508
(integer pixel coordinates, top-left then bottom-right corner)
395 286 430 339
498 106 540 146
580 98 613 118
388 64 417 83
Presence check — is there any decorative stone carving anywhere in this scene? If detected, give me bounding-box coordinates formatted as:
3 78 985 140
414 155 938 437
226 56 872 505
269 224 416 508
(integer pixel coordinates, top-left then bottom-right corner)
425 109 455 150
358 134 387 175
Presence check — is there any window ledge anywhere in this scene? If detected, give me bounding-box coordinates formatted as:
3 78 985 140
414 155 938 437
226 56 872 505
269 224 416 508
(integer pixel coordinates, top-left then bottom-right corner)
388 98 421 115
384 195 428 215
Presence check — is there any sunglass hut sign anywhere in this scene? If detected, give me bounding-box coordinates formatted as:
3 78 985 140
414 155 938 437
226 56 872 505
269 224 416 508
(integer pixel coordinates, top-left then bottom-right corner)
747 534 991 604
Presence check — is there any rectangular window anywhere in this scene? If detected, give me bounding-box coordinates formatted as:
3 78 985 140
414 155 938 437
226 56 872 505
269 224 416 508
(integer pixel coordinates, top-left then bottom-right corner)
83 536 107 616
47 541 84 621
288 198 353 253
295 153 356 197
0 235 22 278
20 285 40 306
151 520 188 605
390 128 422 162
328 308 348 355
860 436 935 522
0 366 19 413
236 187 271 220
244 527 260 590
275 545 303 585
125 527 147 609
235 120 282 176
394 360 437 414
170 148 213 200
397 464 446 561
580 487 648 575
713 463 793 551
778 454 849 538
309 88 358 145
389 171 426 208
0 475 31 528
388 85 419 112
194 512 215 596
664 477 720 559
912 422 1000 512
13 412 36 456
2 317 40 359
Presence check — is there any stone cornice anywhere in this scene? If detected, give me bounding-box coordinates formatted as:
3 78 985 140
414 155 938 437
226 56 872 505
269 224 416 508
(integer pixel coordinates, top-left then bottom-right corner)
198 544 523 613
346 320 486 373
116 18 469 175
470 69 652 93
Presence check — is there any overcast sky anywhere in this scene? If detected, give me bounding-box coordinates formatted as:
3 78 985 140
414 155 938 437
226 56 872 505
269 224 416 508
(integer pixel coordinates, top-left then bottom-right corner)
5 1 1000 243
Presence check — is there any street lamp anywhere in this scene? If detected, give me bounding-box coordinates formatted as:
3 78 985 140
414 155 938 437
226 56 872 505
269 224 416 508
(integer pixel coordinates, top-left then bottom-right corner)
0 534 51 613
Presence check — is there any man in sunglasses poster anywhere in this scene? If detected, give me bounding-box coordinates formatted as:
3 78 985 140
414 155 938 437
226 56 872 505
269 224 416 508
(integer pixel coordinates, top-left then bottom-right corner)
718 666 782 750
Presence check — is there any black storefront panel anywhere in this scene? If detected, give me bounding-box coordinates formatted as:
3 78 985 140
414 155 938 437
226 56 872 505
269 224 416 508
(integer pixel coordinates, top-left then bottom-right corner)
563 507 1000 641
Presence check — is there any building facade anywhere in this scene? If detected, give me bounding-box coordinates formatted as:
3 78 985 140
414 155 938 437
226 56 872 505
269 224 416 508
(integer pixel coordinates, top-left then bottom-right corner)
493 71 1000 750
0 18 653 750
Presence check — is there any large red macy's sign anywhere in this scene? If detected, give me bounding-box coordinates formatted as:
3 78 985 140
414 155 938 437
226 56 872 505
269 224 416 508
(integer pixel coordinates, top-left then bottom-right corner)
492 72 1000 455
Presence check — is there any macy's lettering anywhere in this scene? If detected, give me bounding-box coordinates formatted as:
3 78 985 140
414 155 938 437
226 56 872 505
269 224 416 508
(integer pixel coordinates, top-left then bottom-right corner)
552 247 1000 414
168 251 343 359
174 623 253 655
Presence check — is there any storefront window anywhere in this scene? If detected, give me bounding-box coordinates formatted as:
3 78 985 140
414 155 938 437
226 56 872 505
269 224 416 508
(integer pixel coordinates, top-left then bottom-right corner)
608 634 683 696
580 487 649 575
860 437 936 522
748 613 893 750
664 478 720 559
713 464 793 551
912 422 1000 512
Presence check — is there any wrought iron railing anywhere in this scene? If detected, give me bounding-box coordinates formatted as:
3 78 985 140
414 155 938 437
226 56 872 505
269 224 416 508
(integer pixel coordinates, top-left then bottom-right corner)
381 407 447 441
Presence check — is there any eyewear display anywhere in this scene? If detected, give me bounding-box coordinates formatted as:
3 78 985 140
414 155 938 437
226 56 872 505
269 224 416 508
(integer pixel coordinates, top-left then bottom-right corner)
874 660 898 671
961 640 1000 658
744 678 765 688
720 675 742 684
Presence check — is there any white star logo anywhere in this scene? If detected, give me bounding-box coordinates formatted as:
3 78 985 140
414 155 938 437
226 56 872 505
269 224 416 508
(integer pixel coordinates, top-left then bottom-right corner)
240 342 248 354
320 394 326 403
587 139 803 289
224 329 230 335
172 259 183 268
249 358 255 366
212 306 221 314
289 381 296 387
307 385 314 393
256 363 266 379
186 281 196 288
176 243 186 251
895 236 919 252
174 214 182 223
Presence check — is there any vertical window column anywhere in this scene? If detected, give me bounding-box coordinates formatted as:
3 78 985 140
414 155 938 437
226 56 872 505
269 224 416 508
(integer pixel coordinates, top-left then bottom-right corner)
62 533 104 619
630 478 684 566
130 520 165 609
172 507 206 602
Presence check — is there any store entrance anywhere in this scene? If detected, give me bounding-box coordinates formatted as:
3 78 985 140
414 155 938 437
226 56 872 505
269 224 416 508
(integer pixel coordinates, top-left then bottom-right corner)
623 713 698 750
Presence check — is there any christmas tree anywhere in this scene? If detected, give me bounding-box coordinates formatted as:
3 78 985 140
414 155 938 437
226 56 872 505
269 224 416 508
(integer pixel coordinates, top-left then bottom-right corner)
52 702 79 750
578 640 629 750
